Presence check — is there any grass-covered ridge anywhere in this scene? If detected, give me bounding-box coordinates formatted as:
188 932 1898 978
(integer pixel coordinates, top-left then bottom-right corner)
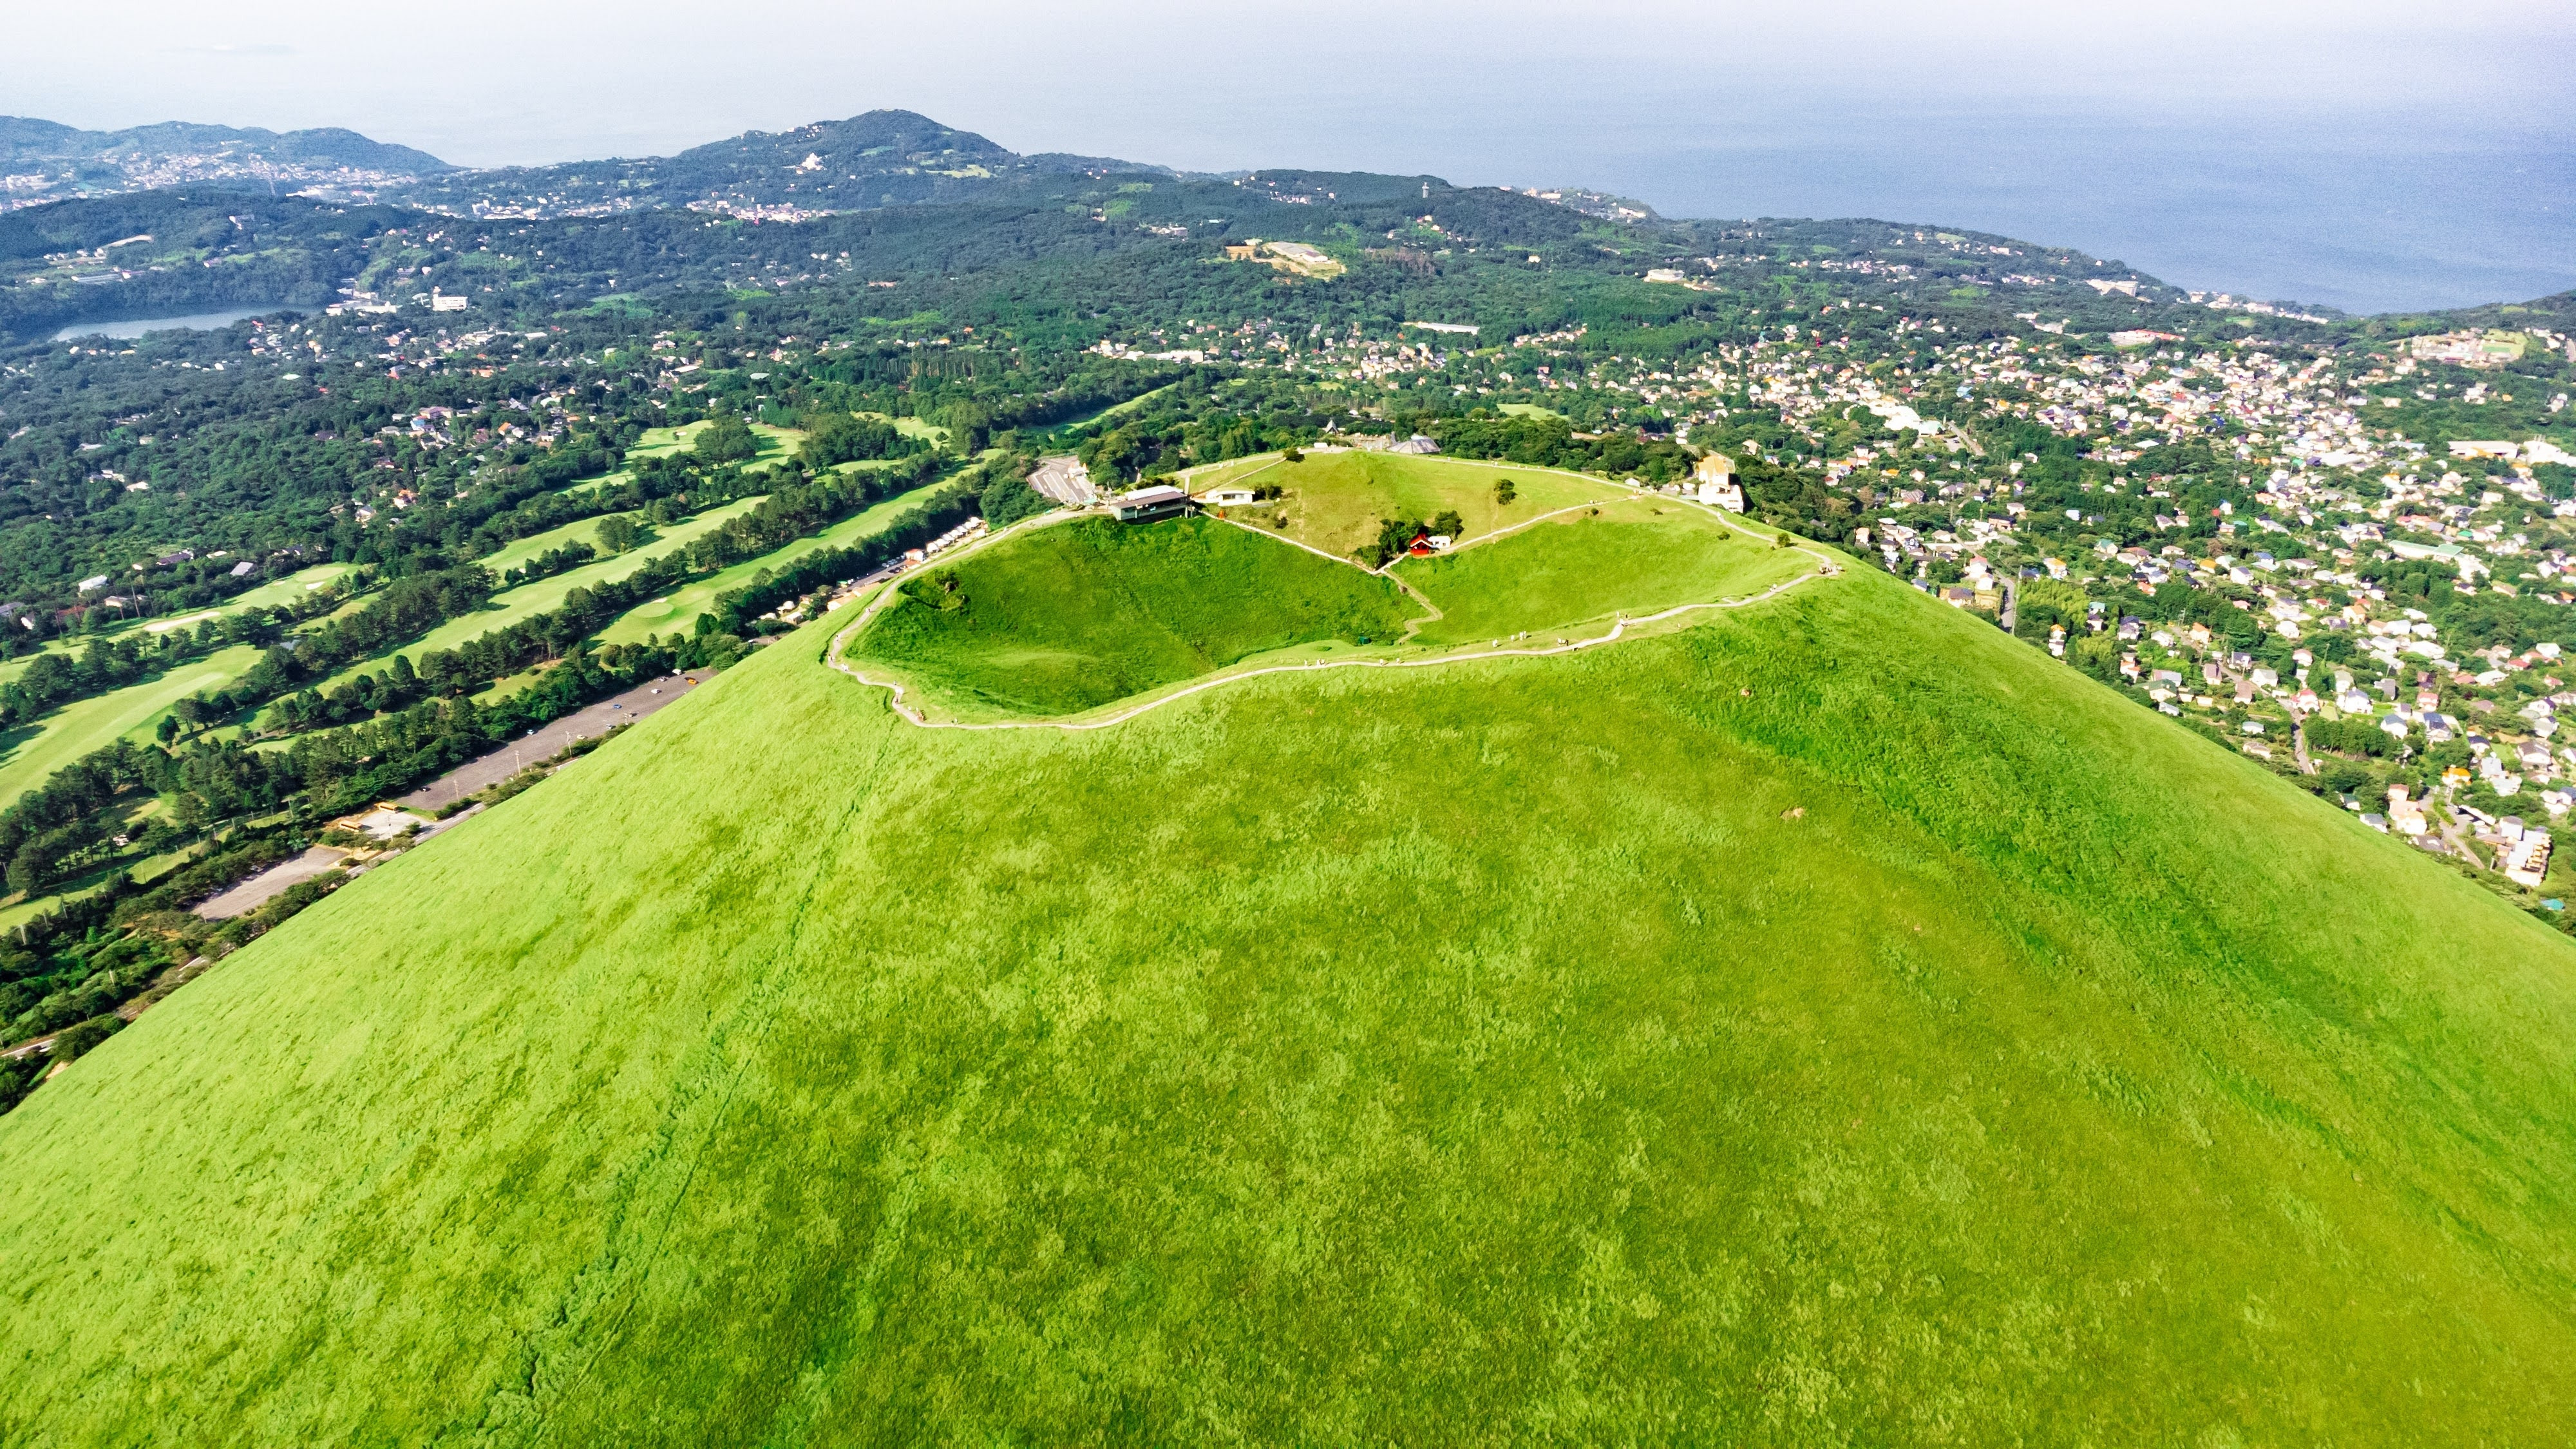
1 567 2573 1443
1395 496 1812 645
1189 449 1619 558
849 513 1422 718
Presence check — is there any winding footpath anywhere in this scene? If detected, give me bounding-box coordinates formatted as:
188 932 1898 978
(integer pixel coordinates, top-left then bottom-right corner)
824 472 1843 734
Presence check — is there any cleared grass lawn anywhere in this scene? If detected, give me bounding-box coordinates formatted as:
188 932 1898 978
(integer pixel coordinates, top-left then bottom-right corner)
621 423 701 461
1398 498 1812 645
1188 450 1621 560
746 423 804 470
849 513 1421 718
0 565 355 689
0 838 192 933
598 481 951 645
1031 384 1176 439
878 413 949 446
587 422 802 489
291 497 767 700
0 645 267 809
212 562 363 614
477 513 626 576
4 567 2573 1443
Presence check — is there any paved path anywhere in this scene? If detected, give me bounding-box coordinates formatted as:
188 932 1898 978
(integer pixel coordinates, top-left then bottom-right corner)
829 493 1841 734
397 671 709 811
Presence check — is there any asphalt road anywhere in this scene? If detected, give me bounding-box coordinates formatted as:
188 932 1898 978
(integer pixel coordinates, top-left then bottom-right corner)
397 670 709 811
193 846 358 921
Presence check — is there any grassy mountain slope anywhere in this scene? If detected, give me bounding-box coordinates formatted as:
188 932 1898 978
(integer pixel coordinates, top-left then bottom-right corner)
1 564 2573 1444
1191 451 1618 558
852 514 1421 717
1395 497 1811 645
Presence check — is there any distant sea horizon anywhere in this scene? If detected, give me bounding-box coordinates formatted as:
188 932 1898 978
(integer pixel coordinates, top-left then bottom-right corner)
1448 109 2575 317
30 96 2567 321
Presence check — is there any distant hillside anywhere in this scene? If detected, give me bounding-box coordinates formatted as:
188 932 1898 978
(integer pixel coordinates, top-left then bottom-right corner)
0 118 448 206
1 526 2570 1441
390 108 1172 219
0 189 417 341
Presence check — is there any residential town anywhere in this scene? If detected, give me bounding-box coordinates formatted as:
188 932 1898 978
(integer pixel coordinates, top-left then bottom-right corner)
1074 305 2576 908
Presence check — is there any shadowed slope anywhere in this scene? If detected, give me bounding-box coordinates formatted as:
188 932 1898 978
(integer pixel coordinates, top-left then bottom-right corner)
851 513 1421 717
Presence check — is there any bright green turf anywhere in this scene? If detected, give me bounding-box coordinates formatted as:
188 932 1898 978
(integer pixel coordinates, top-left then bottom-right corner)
621 420 797 466
477 513 628 577
878 412 948 446
285 497 767 704
597 481 951 645
575 421 802 494
746 423 804 470
0 645 266 810
850 514 1421 718
1185 451 1620 560
1032 384 1175 438
214 562 363 614
623 423 694 459
0 564 354 689
3 567 2574 1443
1397 498 1812 645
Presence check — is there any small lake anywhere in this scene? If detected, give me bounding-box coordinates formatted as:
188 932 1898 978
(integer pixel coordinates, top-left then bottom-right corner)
52 307 300 341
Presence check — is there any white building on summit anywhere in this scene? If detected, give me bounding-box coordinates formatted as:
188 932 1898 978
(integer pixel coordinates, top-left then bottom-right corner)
1694 453 1745 512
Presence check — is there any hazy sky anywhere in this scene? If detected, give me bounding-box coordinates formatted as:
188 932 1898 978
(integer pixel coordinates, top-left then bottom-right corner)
8 1 2573 308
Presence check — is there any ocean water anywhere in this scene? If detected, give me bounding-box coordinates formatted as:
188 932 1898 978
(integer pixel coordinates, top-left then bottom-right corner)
1148 92 2575 317
1582 114 2576 317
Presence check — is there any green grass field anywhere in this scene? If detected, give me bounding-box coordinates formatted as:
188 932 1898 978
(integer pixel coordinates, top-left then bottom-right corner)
875 412 949 446
3 556 2575 1442
477 512 627 577
850 514 1422 718
580 421 802 493
1397 498 1811 645
214 562 363 613
287 497 767 703
621 422 703 461
1032 384 1177 439
0 644 267 810
0 564 354 689
746 422 804 469
1187 450 1622 560
598 482 951 645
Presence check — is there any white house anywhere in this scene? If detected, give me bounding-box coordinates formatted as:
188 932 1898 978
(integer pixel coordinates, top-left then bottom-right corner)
1692 452 1745 511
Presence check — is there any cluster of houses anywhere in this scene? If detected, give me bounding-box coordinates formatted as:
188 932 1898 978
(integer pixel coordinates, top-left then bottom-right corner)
902 516 987 566
2369 785 2556 887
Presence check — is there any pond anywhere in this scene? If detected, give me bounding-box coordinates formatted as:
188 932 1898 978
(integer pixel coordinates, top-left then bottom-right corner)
52 306 301 341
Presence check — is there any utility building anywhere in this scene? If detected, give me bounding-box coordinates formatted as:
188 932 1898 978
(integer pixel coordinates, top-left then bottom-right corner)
1110 485 1196 524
